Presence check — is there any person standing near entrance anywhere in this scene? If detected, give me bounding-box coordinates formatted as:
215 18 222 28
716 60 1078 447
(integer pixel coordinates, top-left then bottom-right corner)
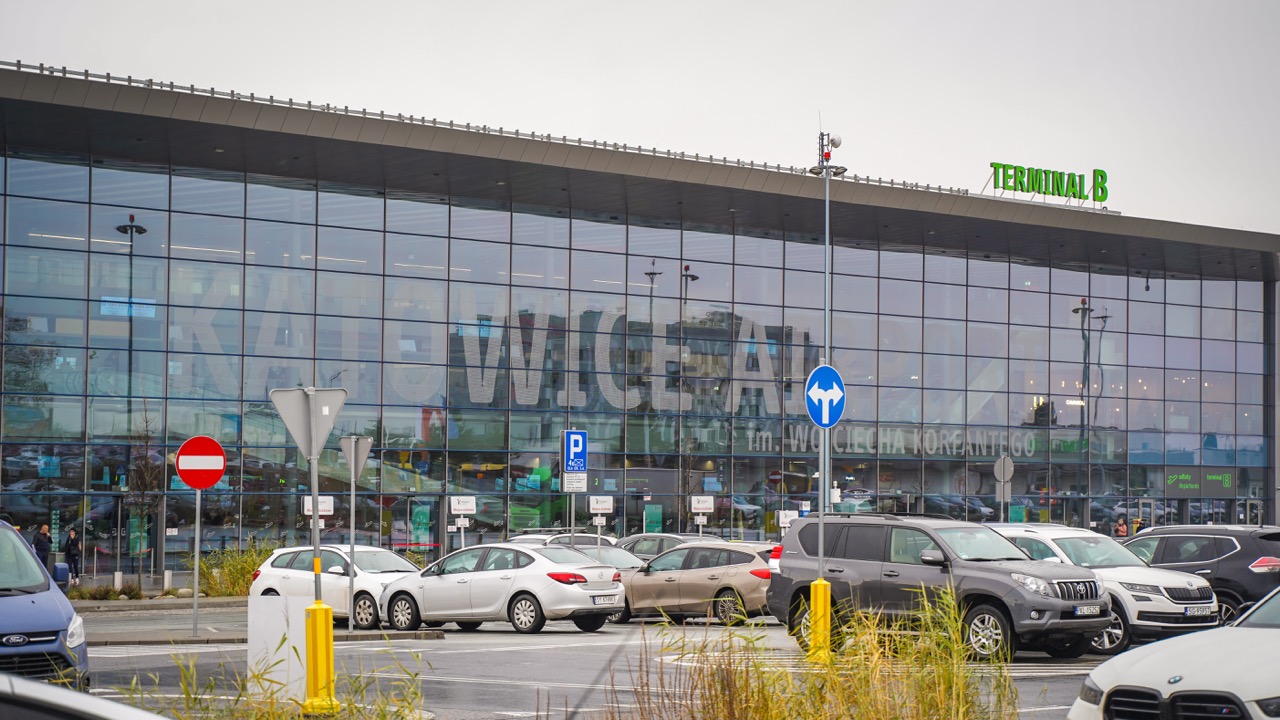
32 523 53 569
1113 514 1129 539
62 528 82 585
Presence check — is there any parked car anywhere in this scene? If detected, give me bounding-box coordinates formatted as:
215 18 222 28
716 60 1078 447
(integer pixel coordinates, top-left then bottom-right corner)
0 520 87 689
0 672 166 717
249 545 421 629
991 523 1217 654
617 532 727 560
509 531 617 547
1068 585 1280 720
610 541 774 625
575 545 647 623
1121 524 1280 623
766 513 1112 659
379 543 623 634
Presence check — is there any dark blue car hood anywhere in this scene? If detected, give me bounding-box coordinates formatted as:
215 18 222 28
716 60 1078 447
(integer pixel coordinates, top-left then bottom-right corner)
0 586 74 635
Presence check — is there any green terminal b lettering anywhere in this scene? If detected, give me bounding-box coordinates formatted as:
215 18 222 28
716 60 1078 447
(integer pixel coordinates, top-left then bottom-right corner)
990 162 1108 202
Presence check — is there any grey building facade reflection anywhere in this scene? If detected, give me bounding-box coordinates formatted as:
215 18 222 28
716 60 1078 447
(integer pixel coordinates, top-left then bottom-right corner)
0 65 1274 573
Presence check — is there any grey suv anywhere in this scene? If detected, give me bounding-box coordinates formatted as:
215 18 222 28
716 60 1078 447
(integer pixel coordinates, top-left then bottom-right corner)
766 514 1112 659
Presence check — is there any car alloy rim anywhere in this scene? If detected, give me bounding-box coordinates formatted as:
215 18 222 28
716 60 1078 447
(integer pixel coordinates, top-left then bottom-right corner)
1220 604 1236 623
796 607 810 638
355 598 375 626
513 599 535 628
1092 611 1124 651
392 599 412 628
968 614 1003 655
717 595 739 622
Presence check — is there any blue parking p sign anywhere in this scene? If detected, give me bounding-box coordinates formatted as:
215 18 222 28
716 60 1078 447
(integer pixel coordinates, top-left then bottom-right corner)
805 364 846 429
562 430 588 473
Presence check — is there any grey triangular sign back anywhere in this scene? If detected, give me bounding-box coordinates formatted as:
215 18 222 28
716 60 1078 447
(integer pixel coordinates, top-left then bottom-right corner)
269 387 348 458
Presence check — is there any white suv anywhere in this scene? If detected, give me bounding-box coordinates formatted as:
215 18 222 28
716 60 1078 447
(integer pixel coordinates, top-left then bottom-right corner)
992 524 1217 655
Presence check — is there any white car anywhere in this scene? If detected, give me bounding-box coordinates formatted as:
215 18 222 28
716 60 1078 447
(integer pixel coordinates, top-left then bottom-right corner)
249 545 421 629
509 532 617 547
993 524 1217 654
1069 586 1280 719
378 543 623 634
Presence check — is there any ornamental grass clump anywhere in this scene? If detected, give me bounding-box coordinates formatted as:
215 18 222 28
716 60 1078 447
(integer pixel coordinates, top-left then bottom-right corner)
600 588 1017 720
189 540 277 596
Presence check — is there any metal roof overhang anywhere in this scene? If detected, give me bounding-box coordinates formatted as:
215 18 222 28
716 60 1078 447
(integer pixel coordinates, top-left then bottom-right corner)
0 68 1276 282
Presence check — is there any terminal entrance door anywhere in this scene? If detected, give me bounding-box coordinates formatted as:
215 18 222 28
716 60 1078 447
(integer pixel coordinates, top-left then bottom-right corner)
1237 499 1265 525
385 495 442 565
1135 498 1159 529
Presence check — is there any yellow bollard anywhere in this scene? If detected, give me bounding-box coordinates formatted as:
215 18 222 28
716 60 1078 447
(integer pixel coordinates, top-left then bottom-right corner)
302 600 341 715
807 578 833 664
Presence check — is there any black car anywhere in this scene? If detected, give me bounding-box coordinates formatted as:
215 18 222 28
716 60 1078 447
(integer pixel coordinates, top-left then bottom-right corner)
1121 524 1280 623
766 513 1111 659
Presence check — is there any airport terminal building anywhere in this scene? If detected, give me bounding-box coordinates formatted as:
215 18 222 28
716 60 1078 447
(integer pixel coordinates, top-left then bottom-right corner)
0 62 1275 571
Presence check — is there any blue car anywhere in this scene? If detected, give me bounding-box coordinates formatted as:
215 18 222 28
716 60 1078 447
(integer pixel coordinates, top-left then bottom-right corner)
0 520 87 689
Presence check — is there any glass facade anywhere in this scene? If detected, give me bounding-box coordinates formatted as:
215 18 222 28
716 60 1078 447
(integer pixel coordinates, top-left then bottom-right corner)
0 148 1271 575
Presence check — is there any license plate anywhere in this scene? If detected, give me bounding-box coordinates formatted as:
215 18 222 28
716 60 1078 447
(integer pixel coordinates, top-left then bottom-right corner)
1074 605 1101 616
592 595 617 606
1185 605 1214 616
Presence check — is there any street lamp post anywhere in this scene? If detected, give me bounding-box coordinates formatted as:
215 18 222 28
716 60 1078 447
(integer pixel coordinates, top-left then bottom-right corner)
807 133 846 662
678 264 697 531
644 260 663 470
115 216 149 578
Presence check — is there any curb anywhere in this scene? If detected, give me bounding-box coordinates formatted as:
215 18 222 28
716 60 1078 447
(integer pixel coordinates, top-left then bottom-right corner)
73 597 249 613
89 630 445 646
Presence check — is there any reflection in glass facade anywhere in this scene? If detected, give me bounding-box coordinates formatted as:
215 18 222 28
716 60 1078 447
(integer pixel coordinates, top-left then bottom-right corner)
0 141 1272 575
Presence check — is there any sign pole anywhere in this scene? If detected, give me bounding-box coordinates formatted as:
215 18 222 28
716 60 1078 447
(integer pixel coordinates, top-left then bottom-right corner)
193 489 200 638
348 455 356 634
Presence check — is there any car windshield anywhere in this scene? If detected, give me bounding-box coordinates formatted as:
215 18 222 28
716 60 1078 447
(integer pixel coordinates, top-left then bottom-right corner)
353 549 419 573
1053 536 1146 568
936 527 1026 561
529 546 593 564
0 527 48 593
1237 589 1280 629
577 546 644 569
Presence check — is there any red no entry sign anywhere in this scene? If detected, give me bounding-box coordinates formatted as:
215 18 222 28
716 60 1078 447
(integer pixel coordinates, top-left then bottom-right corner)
175 435 226 490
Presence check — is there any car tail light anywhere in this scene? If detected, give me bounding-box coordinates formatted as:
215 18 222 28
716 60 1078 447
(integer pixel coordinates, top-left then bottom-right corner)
749 568 771 580
612 571 621 583
547 572 587 584
1249 556 1280 573
768 545 783 574
251 569 261 582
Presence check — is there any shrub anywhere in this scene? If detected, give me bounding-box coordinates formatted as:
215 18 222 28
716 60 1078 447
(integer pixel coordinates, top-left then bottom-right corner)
187 540 277 597
66 583 123 601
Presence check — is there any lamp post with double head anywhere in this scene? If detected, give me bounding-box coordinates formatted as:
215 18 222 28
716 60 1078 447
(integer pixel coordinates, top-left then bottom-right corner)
115 216 149 575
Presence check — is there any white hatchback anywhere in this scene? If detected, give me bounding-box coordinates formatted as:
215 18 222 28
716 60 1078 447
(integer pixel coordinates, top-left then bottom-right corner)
378 543 623 633
249 545 421 629
993 523 1217 654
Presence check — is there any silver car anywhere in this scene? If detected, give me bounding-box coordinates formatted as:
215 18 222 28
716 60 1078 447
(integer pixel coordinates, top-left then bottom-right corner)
379 543 623 633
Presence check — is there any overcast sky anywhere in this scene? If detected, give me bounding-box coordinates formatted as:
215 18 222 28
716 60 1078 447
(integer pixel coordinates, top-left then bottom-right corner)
5 1 1278 234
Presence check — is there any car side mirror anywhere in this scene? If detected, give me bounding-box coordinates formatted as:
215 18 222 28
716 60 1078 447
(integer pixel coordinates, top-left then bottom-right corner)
1042 556 1063 563
53 562 70 591
920 550 946 566
639 562 651 574
326 565 346 576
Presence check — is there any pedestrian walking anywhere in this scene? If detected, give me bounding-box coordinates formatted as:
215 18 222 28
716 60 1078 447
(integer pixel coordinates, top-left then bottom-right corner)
32 523 52 569
62 528 82 585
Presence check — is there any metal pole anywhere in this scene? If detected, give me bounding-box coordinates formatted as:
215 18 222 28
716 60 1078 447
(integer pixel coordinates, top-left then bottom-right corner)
192 489 201 637
818 133 832 581
348 454 356 634
305 388 321 603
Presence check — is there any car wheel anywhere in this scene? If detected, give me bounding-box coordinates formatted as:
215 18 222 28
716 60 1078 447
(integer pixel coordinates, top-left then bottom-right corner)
1090 605 1131 655
389 594 421 631
607 601 632 624
456 622 483 632
1043 634 1092 659
573 615 608 632
714 589 745 625
788 597 811 651
1218 596 1241 625
261 589 279 596
352 594 379 630
510 594 546 634
963 604 1018 660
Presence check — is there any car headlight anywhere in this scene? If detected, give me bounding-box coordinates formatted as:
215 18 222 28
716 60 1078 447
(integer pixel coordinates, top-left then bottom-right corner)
1120 582 1162 595
1078 675 1104 706
1258 696 1280 717
65 613 85 649
1012 573 1054 597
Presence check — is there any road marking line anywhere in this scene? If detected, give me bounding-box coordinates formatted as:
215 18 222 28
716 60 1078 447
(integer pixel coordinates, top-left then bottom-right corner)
1018 705 1074 713
368 671 636 693
410 639 648 656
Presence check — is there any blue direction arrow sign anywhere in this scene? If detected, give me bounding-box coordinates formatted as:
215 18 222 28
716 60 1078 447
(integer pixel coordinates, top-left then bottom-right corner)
805 365 846 429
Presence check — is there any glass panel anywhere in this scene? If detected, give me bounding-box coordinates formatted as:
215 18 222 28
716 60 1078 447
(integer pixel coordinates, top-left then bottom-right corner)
879 252 922 281
87 350 165 397
8 154 89 202
512 206 569 248
450 238 509 285
246 176 316 223
1165 278 1200 306
968 322 1008 358
169 260 243 309
385 277 447 321
92 162 169 209
171 169 244 216
169 213 243 262
89 206 168 256
511 245 568 288
245 220 315 268
5 248 87 298
6 197 88 250
736 231 784 267
245 266 314 314
1237 343 1263 374
243 356 314 402
3 345 84 395
879 279 921 316
1051 268 1088 296
169 307 242 354
1010 263 1049 292
317 227 382 273
925 319 967 355
683 261 731 303
925 283 965 320
316 272 382 317
832 275 875 313
387 192 448 236
4 297 86 347
571 250 626 293
832 312 876 350
452 203 509 243
925 254 966 284
1201 280 1234 309
878 388 920 422
318 187 383 230
924 354 965 389
968 258 1007 288
244 312 313 356
967 357 1007 391
316 316 381 361
681 227 734 263
784 269 823 309
630 222 680 258
2 396 85 441
923 390 964 424
167 353 243 400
